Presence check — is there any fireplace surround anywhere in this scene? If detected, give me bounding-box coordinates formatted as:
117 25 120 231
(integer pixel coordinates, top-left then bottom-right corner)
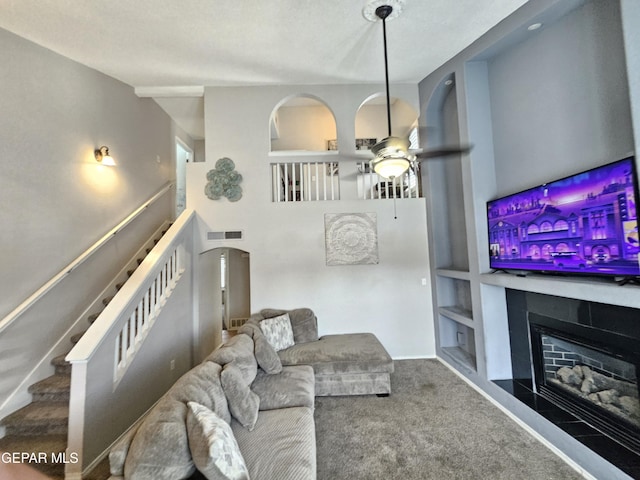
529 313 640 454
496 290 640 478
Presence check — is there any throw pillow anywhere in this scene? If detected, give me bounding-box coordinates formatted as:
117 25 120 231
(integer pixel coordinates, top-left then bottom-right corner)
186 402 250 480
220 362 260 431
259 313 295 351
260 308 319 344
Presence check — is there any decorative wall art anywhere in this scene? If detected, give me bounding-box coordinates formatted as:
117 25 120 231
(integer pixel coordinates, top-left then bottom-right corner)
205 157 243 202
324 213 378 266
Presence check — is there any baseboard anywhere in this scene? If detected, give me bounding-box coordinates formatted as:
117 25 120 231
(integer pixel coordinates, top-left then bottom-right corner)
436 356 598 480
391 354 436 360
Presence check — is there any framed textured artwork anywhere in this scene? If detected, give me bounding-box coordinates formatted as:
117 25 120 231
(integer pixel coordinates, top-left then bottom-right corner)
324 213 378 266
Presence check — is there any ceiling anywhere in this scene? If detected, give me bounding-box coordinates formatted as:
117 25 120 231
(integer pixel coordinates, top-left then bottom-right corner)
0 0 528 138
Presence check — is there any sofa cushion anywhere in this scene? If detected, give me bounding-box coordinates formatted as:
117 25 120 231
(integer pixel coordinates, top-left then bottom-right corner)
260 308 318 344
124 398 195 480
278 333 394 375
221 362 260 431
186 402 250 480
109 423 141 476
239 322 282 374
166 361 231 424
251 365 314 410
259 313 295 351
206 334 257 385
231 407 316 480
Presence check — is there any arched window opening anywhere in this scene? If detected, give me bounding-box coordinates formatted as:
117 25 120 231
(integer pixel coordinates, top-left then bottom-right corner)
355 95 418 150
270 95 337 152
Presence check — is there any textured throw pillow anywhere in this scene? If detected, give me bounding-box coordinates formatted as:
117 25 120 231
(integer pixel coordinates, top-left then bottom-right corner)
186 402 250 480
220 362 260 431
259 313 295 351
260 308 319 344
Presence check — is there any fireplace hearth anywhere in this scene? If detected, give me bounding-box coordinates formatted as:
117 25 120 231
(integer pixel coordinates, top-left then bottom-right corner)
529 313 640 455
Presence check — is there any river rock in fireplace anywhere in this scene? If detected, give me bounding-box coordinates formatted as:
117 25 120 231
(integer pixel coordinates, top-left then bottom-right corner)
552 365 640 422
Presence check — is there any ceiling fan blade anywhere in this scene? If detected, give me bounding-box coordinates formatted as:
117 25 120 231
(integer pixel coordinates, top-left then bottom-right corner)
413 145 473 160
340 153 374 161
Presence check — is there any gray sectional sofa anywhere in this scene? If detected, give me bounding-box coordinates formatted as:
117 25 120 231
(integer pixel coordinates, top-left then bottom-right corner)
108 308 393 480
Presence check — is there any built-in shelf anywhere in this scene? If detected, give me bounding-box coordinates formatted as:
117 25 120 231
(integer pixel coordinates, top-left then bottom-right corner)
436 268 471 281
480 272 640 309
439 306 473 327
441 346 477 372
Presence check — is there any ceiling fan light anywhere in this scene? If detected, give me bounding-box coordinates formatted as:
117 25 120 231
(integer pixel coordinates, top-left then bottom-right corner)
371 157 411 179
371 136 410 158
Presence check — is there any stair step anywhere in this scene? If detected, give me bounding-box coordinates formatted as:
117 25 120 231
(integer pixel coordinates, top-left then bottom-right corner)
87 312 100 324
51 354 72 375
29 375 70 403
136 258 143 265
70 331 86 344
0 434 67 478
116 282 125 290
127 268 136 277
102 296 114 306
0 402 69 436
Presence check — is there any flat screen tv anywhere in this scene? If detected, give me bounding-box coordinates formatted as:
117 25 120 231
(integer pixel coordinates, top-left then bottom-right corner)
487 155 640 278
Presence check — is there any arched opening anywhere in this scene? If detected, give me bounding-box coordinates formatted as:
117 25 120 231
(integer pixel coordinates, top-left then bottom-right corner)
269 95 337 152
197 247 251 361
355 94 418 148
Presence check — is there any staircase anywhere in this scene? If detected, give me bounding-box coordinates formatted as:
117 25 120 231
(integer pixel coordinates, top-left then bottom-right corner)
0 224 171 480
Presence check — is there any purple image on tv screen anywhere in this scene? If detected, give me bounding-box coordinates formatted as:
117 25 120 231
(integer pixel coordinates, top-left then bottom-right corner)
487 156 640 277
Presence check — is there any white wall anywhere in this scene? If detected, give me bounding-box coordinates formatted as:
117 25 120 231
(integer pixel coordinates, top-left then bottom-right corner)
271 104 337 151
187 83 435 359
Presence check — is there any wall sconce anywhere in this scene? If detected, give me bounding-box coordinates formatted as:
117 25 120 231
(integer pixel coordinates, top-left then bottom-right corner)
95 146 116 166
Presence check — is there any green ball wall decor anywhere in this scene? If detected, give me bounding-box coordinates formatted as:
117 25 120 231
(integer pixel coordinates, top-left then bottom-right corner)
205 157 243 202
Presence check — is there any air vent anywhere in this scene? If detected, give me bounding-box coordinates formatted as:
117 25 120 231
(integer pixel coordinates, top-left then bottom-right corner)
207 231 243 240
228 318 248 331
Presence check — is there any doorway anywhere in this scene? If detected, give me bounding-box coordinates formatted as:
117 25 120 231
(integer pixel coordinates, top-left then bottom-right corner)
197 247 251 361
175 137 193 217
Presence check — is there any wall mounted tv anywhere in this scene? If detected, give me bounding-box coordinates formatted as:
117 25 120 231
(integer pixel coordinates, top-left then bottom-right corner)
487 155 639 278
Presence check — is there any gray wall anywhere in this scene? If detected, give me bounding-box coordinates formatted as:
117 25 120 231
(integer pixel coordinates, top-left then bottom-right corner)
0 28 188 416
418 1 637 478
488 0 633 194
0 28 182 318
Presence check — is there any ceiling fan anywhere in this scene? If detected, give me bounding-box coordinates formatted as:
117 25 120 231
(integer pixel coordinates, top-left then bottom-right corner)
361 2 471 180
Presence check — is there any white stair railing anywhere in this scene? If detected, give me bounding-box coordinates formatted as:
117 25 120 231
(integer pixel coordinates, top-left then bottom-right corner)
64 209 196 480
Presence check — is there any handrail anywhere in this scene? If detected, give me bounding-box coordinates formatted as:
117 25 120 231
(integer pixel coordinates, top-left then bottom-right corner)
0 182 174 335
65 209 194 364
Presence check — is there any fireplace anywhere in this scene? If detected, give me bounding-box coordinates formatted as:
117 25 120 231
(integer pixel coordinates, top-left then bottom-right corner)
529 313 640 455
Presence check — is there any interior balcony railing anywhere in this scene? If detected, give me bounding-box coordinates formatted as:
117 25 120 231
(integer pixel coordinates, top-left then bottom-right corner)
270 160 422 203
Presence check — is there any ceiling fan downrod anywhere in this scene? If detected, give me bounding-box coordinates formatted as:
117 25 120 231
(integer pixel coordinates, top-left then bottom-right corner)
376 5 393 137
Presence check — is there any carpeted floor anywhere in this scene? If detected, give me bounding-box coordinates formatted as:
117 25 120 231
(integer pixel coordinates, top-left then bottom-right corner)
83 358 586 480
314 358 585 480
